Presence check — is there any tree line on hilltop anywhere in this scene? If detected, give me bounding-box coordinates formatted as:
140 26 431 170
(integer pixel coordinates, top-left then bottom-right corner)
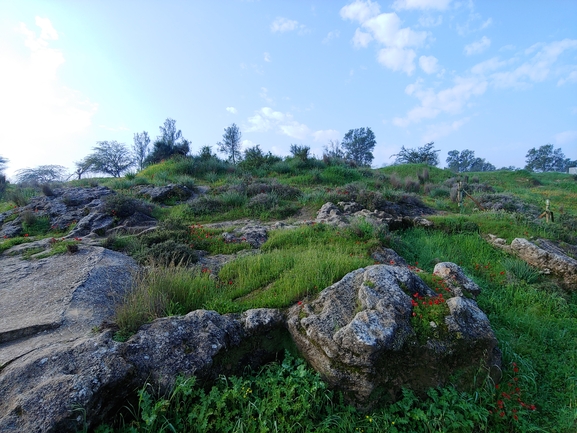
1 118 575 186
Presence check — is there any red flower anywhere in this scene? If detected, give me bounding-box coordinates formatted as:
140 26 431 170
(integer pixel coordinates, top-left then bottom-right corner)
24 234 29 237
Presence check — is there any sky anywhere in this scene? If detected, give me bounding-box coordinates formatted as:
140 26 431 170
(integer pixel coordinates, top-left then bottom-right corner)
1 0 576 180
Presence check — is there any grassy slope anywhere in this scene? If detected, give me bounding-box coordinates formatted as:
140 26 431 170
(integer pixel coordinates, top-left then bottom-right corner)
1 161 576 432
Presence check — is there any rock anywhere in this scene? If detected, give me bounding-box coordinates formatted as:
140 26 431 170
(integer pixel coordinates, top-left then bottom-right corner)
0 187 157 239
371 247 408 266
133 184 195 203
0 331 132 433
221 223 268 248
433 262 482 299
0 304 290 433
287 264 501 405
510 238 577 287
123 310 243 393
0 246 137 366
315 202 349 227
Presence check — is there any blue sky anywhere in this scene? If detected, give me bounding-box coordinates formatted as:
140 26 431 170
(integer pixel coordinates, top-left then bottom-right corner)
1 0 576 179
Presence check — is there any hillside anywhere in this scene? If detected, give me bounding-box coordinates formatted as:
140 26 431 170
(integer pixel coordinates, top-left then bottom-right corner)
1 158 576 433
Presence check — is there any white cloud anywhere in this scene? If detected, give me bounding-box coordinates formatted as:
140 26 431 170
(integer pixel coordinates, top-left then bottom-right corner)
241 139 257 151
393 76 487 126
421 118 470 142
270 17 298 33
492 39 577 88
35 16 58 41
392 0 452 11
464 36 491 55
419 55 439 74
352 29 373 48
470 57 508 76
418 15 443 27
226 107 237 114
312 129 340 143
341 3 429 75
363 13 427 48
264 52 271 62
0 17 97 178
378 47 417 74
246 107 310 140
322 30 340 44
480 17 492 30
558 68 577 86
259 87 274 104
553 130 577 145
340 0 380 22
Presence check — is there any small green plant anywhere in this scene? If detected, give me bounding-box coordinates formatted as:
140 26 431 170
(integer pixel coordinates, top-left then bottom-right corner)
501 258 541 284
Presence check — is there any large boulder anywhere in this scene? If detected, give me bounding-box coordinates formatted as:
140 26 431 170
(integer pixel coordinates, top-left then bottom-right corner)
287 264 501 405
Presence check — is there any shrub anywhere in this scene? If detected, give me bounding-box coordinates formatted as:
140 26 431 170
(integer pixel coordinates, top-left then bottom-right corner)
137 240 198 267
403 177 420 193
102 194 153 218
429 186 451 198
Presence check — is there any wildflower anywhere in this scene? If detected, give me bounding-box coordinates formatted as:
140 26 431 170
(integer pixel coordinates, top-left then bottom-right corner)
24 234 29 237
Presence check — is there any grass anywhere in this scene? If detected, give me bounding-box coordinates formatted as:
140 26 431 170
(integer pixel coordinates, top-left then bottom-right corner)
395 227 577 432
2 159 577 432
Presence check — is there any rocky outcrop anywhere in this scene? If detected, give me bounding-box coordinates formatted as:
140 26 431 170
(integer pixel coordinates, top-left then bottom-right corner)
287 264 501 405
0 308 288 433
487 235 577 288
133 184 195 203
315 201 433 231
433 262 482 299
0 245 137 366
0 187 157 239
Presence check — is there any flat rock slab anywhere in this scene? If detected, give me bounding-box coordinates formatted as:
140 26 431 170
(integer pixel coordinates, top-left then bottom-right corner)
0 246 137 366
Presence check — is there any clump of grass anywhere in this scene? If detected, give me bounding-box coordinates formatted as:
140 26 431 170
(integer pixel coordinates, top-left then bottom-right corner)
114 266 224 338
501 257 541 284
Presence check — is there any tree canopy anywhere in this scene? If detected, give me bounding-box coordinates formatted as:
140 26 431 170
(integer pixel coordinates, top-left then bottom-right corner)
15 165 68 185
446 149 495 172
217 123 243 164
525 144 576 172
341 128 376 166
145 118 190 165
86 141 134 177
392 142 439 166
0 156 8 173
132 131 151 171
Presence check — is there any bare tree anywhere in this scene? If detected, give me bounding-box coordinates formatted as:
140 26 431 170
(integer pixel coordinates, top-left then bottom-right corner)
88 141 134 177
15 165 68 185
132 131 151 171
217 123 242 164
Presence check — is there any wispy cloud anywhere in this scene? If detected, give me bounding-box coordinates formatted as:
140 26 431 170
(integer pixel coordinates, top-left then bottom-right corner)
322 30 340 44
553 130 577 145
341 0 430 75
464 36 491 55
264 52 271 62
392 76 487 126
226 107 237 114
392 0 452 11
419 55 439 74
270 17 309 35
246 107 311 140
312 129 340 143
421 118 470 142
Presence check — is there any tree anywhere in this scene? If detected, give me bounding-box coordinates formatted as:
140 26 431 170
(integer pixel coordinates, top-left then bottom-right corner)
341 127 376 166
525 144 576 172
323 139 344 161
392 142 439 166
145 118 190 165
0 156 8 173
290 144 310 162
88 141 134 177
446 149 495 172
132 131 151 171
74 156 96 180
15 165 68 185
217 123 242 164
